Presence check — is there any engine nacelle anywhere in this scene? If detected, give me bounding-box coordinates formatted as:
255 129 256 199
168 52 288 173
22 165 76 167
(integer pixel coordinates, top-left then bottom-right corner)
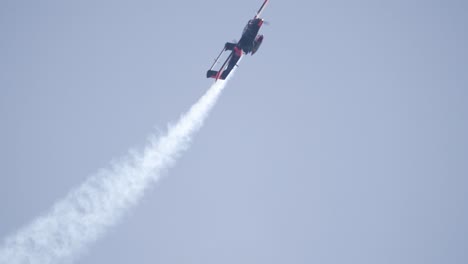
251 34 264 55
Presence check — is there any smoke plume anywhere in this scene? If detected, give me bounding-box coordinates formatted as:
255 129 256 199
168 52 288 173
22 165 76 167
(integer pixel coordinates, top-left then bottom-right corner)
0 78 230 264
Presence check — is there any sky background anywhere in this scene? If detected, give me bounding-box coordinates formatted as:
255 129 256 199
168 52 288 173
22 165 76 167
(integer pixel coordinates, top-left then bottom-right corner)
1 0 468 263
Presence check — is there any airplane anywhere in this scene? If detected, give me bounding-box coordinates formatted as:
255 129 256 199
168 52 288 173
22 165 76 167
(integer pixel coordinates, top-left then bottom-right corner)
206 0 269 81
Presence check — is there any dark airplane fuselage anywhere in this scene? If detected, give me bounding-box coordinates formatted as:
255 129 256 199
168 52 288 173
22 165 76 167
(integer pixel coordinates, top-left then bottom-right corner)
218 18 264 79
206 0 269 81
237 18 263 54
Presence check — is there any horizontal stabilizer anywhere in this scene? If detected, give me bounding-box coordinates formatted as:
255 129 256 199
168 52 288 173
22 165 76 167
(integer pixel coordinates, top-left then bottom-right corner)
207 70 218 78
206 70 227 80
224 42 236 51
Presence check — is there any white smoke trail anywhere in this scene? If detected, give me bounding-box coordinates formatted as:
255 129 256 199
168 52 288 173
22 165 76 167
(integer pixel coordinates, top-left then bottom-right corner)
0 77 231 264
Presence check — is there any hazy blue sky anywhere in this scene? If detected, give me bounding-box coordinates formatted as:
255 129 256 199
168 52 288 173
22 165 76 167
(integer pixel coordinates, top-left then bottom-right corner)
1 0 467 263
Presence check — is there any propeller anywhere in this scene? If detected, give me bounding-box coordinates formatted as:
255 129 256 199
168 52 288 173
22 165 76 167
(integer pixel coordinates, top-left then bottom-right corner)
254 0 269 19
